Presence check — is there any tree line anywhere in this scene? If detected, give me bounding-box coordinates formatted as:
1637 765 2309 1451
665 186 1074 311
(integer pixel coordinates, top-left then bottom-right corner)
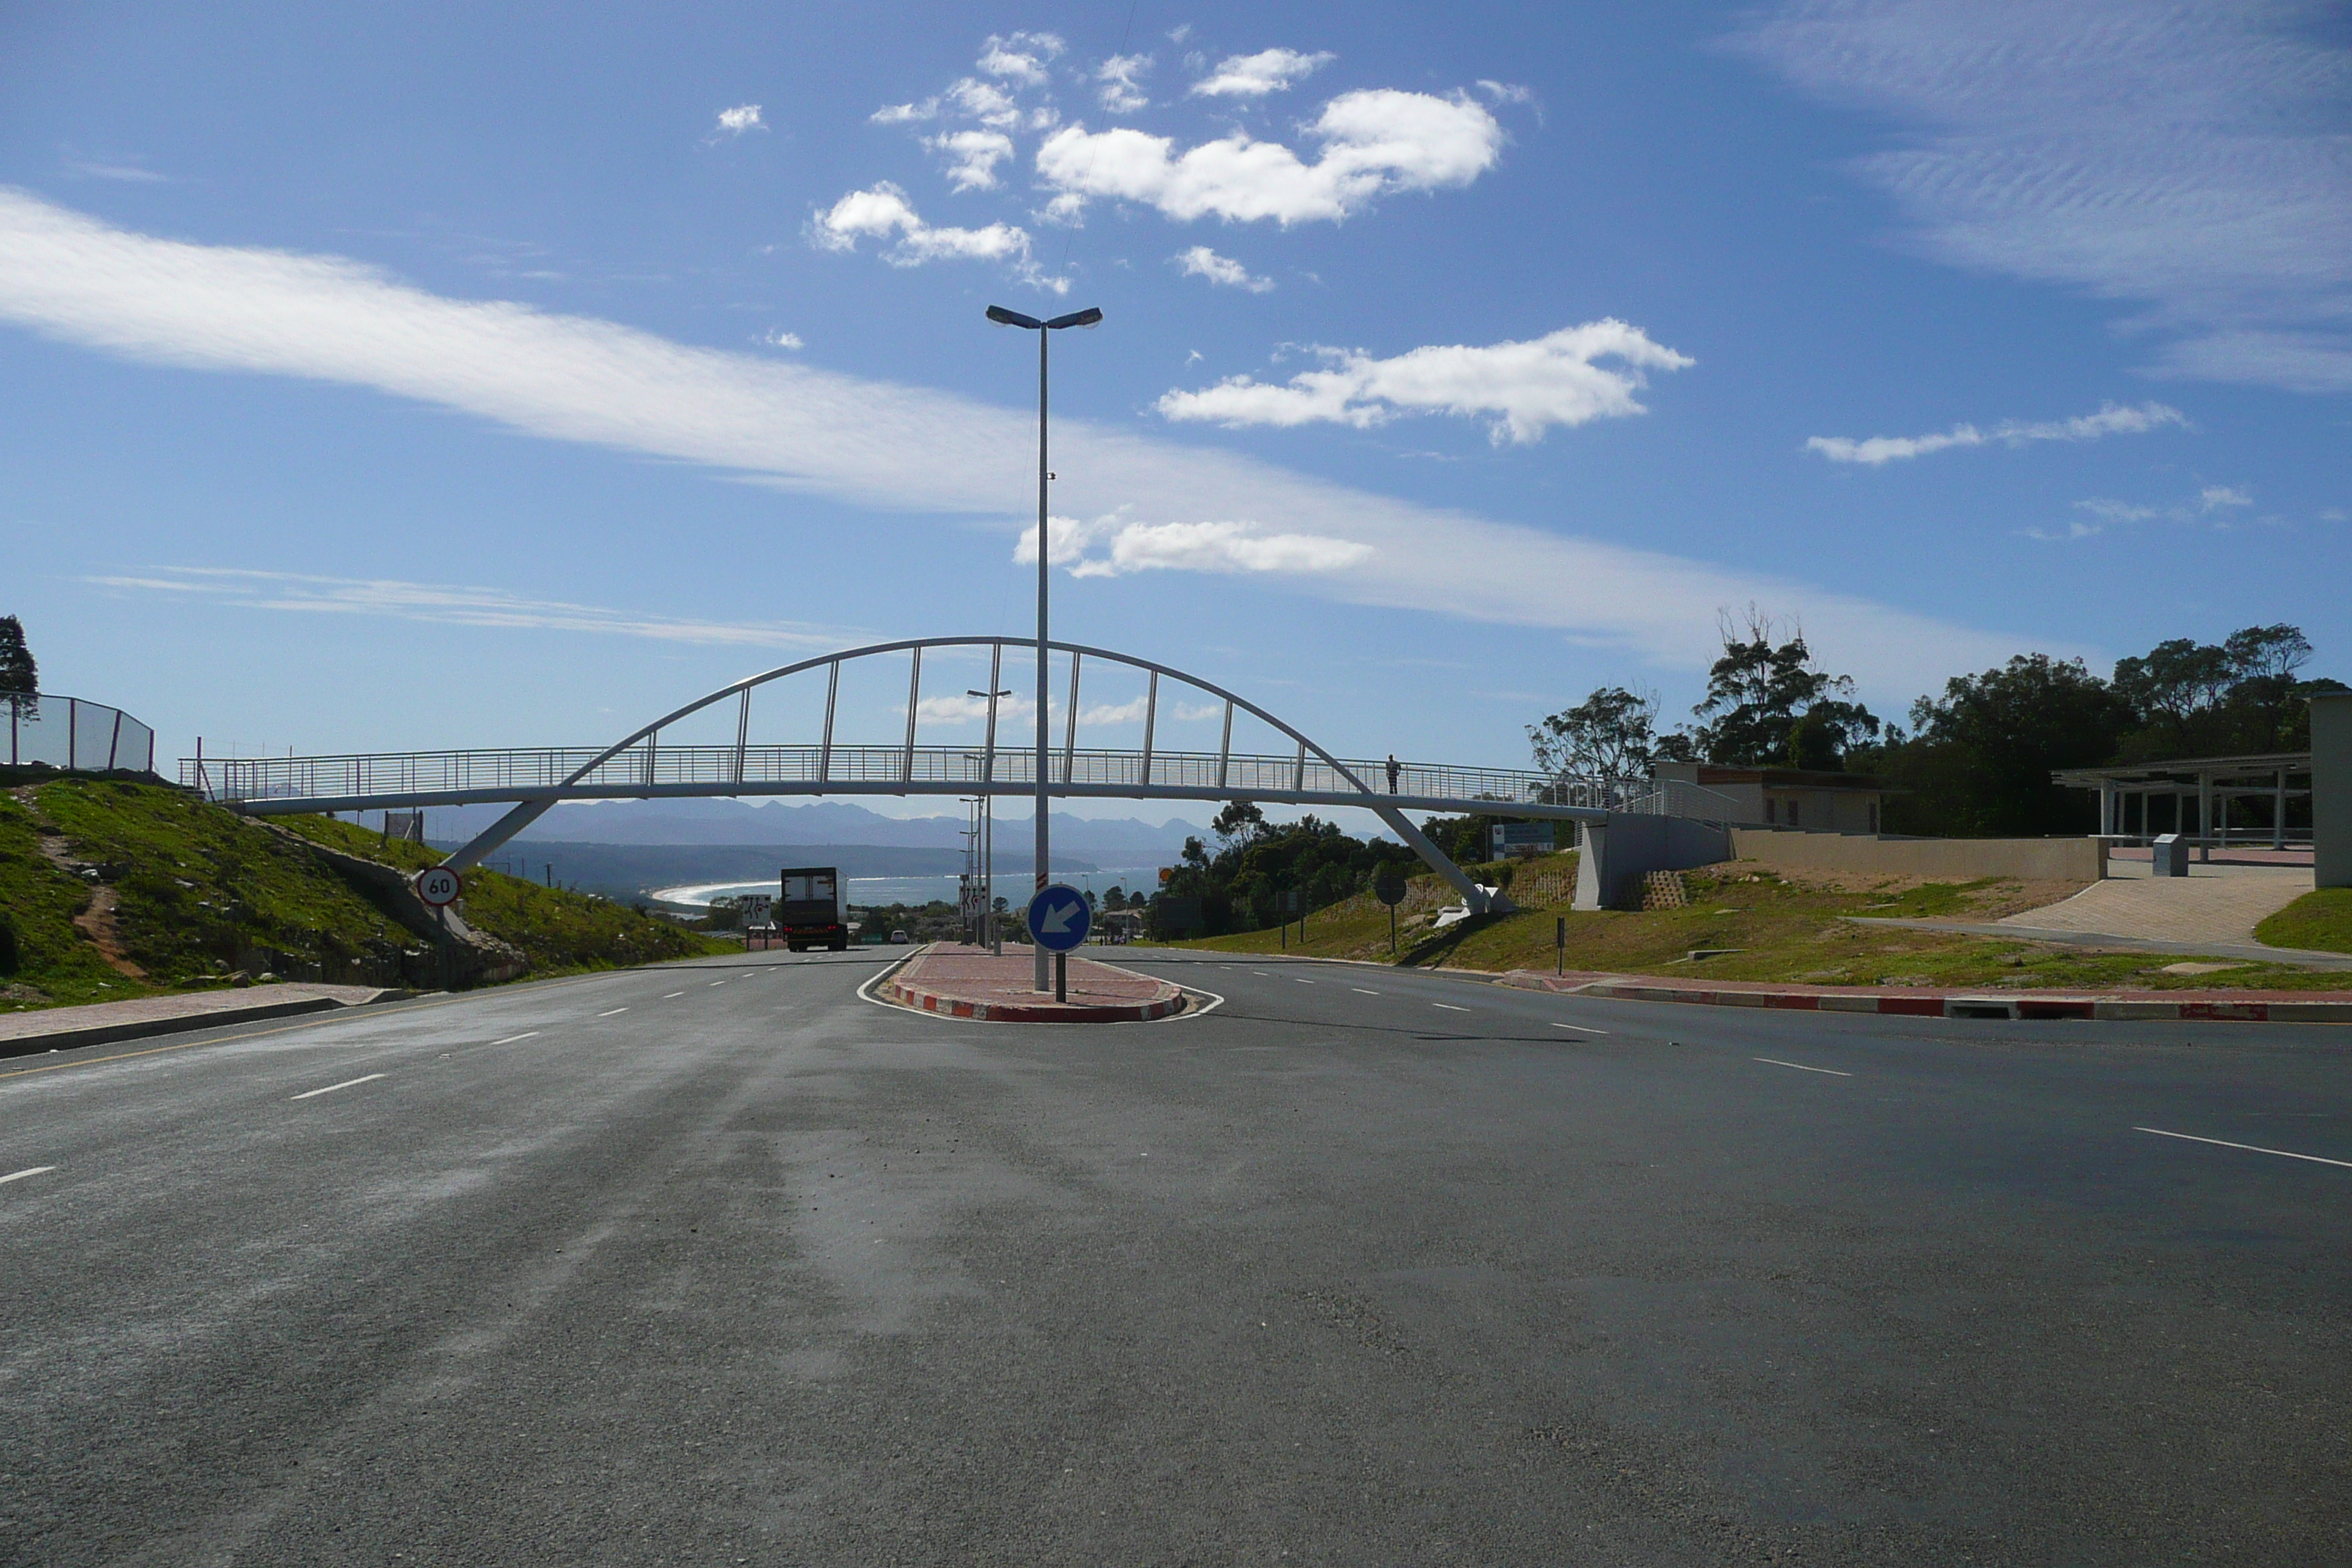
1529 611 2342 837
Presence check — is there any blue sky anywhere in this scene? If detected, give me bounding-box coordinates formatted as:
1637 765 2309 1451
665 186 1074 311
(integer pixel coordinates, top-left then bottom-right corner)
2 0 2346 818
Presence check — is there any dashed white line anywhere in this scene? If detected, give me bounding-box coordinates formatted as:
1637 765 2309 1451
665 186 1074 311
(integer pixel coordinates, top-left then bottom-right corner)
1754 1057 1851 1077
0 1166 57 1186
1550 1022 1607 1035
709 979 728 986
2135 1126 2352 1169
597 1008 629 1017
290 1074 385 1101
1252 970 1271 976
1432 1003 1471 1012
489 1031 540 1046
663 992 685 999
1294 979 1316 985
1352 988 1381 996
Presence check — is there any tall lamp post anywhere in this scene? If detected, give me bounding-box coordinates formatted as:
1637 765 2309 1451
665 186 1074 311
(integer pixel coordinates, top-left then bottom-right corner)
968 685 1012 952
987 302 1103 991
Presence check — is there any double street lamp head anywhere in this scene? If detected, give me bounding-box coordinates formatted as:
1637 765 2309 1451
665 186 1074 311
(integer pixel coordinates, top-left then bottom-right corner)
987 304 1104 331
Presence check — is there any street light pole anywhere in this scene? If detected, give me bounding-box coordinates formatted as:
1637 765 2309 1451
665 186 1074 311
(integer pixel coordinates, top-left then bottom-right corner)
987 303 1103 991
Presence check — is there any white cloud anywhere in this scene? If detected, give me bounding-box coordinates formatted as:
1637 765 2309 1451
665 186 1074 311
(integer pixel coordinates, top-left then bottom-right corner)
1741 1 2352 393
2075 498 2154 522
809 183 1057 287
947 77 1024 129
924 129 1016 192
2019 520 2106 543
2200 484 2251 511
1806 402 2187 465
871 99 935 125
0 189 2037 701
1189 48 1335 97
86 568 839 648
1474 80 1534 106
2320 507 2347 524
1011 508 1369 578
714 104 764 136
761 330 804 350
61 152 166 183
1098 53 1152 113
1036 88 1503 225
1174 245 1273 293
978 31 1065 87
1158 320 1691 445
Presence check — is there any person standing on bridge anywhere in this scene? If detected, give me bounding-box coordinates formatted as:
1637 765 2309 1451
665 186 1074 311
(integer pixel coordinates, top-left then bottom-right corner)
1387 754 1401 794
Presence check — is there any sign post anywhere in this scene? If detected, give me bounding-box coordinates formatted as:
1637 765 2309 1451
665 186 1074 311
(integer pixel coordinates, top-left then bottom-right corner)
1026 883 1092 1003
1373 866 1407 955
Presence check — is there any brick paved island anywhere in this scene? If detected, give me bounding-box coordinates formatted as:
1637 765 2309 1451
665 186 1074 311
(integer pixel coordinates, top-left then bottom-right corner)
881 943 1186 1023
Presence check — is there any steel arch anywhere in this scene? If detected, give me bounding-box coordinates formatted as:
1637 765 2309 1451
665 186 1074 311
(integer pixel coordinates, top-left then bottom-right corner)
439 635 1572 910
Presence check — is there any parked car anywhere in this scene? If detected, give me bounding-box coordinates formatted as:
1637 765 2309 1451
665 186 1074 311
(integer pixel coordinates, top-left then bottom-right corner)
889 930 910 943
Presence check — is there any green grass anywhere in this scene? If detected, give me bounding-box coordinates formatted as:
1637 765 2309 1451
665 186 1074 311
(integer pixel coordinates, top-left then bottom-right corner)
1178 855 2345 992
2255 888 2352 955
272 814 728 975
0 780 727 1015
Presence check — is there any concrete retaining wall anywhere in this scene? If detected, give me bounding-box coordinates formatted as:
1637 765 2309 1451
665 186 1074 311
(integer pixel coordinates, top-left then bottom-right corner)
2315 692 2352 890
1572 815 1733 910
1728 829 2106 883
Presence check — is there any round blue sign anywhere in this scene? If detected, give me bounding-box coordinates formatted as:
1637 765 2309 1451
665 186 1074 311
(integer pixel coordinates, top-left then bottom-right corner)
1025 883 1093 952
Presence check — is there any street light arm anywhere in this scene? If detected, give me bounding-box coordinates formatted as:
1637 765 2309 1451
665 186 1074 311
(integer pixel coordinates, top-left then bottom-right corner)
987 305 1044 329
1044 307 1104 330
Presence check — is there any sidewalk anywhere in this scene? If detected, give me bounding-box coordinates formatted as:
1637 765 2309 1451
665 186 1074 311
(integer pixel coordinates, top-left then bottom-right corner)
881 944 1186 1023
0 983 408 1058
1496 969 2352 1024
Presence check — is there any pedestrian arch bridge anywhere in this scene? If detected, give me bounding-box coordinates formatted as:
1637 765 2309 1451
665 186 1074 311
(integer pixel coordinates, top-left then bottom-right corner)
184 636 1631 912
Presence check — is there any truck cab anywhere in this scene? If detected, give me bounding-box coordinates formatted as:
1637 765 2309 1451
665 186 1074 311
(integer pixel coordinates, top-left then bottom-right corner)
777 867 848 952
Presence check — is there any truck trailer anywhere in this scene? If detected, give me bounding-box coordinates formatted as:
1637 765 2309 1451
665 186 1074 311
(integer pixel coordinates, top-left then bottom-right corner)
777 867 849 951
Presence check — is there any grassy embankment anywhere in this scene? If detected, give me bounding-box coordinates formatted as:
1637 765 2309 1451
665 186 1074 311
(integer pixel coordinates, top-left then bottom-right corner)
1 777 725 1014
2255 889 2352 955
1177 850 2346 991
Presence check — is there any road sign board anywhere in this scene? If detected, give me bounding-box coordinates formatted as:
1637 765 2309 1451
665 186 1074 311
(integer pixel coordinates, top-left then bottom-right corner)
1026 883 1092 952
413 866 463 908
1373 867 1408 907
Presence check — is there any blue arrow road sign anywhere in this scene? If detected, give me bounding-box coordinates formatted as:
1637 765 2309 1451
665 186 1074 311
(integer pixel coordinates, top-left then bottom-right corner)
1026 883 1092 953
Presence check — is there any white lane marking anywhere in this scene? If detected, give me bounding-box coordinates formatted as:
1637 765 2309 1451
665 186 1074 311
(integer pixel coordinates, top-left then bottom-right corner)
597 1008 629 1017
1352 988 1381 996
1432 1003 1471 1012
1550 1022 1608 1035
489 1031 540 1046
709 979 727 986
1754 1057 1851 1077
1294 979 1316 985
290 1074 385 1101
1252 970 1271 976
663 992 685 999
0 1166 58 1186
2135 1126 2352 1169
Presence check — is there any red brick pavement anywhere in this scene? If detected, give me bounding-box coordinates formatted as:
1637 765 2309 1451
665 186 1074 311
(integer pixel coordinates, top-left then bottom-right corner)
882 943 1185 1023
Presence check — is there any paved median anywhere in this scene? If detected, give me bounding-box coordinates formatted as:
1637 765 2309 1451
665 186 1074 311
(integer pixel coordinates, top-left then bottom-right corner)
881 943 1187 1022
1496 968 2352 1023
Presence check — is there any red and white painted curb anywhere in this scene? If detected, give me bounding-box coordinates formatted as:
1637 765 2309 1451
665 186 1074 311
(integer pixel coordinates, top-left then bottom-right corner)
1497 972 2352 1025
880 975 1186 1024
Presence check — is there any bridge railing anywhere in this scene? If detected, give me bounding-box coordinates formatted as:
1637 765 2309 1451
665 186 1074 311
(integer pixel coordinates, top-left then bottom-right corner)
181 744 1576 808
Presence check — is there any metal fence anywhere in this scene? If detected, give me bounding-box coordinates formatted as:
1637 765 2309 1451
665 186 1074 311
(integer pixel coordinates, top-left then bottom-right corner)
6 693 156 774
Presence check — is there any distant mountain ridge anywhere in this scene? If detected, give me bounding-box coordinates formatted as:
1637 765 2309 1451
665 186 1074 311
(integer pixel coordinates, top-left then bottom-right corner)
414 797 1205 856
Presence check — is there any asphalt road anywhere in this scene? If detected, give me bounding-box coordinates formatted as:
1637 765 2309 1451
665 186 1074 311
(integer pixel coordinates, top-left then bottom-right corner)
2 946 2347 1565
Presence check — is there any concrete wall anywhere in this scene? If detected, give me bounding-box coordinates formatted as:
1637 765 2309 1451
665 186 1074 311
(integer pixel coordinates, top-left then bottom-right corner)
2315 692 2352 889
1728 828 2106 883
1573 815 1734 910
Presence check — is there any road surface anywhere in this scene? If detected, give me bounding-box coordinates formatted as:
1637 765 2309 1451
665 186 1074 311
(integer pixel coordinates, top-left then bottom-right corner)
3 946 2345 1564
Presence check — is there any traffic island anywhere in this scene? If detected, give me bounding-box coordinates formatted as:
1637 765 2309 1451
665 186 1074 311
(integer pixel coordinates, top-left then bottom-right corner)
879 943 1187 1023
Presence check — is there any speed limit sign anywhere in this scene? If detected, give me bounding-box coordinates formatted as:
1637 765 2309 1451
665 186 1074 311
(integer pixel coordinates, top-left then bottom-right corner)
413 866 463 907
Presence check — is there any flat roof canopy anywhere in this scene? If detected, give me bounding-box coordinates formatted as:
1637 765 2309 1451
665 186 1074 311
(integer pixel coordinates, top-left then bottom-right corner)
2052 750 2310 788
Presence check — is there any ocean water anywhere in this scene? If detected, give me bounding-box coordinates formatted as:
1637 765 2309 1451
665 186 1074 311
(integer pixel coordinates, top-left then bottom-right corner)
656 867 1164 909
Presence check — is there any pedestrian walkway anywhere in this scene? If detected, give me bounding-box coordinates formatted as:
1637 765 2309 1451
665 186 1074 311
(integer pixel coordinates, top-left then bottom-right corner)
881 943 1186 1023
1999 862 2313 947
